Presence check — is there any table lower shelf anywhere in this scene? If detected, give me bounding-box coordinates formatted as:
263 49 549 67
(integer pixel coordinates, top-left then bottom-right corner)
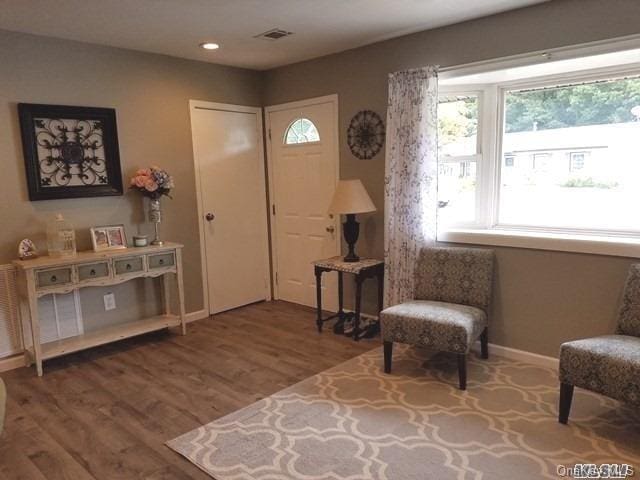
36 314 181 361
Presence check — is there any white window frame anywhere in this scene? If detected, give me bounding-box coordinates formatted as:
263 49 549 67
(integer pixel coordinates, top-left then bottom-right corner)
438 55 640 258
438 87 500 230
438 90 482 228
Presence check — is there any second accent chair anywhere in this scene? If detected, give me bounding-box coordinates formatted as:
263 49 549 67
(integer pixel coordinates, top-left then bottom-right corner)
381 246 495 390
558 263 640 424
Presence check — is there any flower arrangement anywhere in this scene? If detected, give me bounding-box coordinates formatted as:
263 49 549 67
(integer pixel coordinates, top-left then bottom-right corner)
130 166 174 199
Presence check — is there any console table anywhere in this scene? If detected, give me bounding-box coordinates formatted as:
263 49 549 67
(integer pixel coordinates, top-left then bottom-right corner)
313 256 384 341
13 242 186 376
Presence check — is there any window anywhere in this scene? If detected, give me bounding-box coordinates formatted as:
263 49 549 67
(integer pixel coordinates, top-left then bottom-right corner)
569 152 586 171
438 60 640 242
498 77 640 231
284 118 320 144
437 94 480 226
532 153 550 171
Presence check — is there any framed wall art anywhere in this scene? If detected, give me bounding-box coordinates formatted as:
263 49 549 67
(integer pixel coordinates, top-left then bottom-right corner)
347 110 385 160
90 225 127 251
18 103 123 201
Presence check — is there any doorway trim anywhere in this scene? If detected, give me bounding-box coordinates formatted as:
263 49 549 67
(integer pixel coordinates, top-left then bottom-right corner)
264 94 340 300
189 100 271 315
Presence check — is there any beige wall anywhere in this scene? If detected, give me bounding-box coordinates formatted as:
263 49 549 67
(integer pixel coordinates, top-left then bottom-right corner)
0 29 263 317
263 0 640 357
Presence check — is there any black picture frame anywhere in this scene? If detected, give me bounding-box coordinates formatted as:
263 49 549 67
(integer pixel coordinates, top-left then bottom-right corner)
18 103 123 201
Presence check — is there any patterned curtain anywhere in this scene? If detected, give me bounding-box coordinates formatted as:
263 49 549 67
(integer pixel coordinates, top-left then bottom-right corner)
383 66 439 308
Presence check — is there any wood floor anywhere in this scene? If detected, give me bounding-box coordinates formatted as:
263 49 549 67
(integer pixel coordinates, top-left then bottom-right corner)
0 301 377 480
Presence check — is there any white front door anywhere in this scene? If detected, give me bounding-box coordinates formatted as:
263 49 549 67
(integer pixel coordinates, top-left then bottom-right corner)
267 96 340 309
190 102 270 314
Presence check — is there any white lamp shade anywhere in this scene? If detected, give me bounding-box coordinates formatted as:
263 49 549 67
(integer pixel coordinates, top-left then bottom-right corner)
328 179 376 215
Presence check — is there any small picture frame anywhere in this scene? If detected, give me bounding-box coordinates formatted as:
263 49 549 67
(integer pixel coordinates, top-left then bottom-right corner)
90 225 127 251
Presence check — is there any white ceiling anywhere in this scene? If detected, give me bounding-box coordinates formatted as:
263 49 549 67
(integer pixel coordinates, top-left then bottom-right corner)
0 0 548 70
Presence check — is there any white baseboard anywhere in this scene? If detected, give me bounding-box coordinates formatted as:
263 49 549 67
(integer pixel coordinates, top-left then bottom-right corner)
185 309 209 323
0 353 27 372
474 341 558 370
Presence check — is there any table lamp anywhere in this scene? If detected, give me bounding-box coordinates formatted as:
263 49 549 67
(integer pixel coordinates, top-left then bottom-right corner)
328 179 376 262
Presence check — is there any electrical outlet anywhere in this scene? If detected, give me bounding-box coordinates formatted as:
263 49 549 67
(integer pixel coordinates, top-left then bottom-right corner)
103 293 116 311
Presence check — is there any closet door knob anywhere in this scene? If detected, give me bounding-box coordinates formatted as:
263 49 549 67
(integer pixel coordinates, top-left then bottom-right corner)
205 213 215 222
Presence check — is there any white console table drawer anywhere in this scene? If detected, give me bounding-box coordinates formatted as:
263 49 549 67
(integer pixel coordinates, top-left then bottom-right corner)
114 256 144 275
36 267 73 289
77 262 110 282
148 252 175 269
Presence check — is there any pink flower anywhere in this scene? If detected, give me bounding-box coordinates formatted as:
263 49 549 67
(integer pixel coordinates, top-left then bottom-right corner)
134 175 147 188
136 168 151 177
144 178 158 192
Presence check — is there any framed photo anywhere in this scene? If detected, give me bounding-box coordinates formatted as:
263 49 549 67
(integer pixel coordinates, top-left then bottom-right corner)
18 103 123 201
90 225 127 251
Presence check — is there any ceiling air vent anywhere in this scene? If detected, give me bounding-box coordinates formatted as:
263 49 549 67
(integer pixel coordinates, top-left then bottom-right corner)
254 28 293 41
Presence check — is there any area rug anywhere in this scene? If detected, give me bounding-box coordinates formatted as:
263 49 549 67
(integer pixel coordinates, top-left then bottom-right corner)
167 345 640 479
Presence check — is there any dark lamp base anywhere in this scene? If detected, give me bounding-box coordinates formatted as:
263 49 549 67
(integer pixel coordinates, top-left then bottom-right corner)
343 214 360 263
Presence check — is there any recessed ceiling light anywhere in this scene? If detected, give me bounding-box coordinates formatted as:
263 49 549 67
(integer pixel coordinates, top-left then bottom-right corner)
200 42 219 50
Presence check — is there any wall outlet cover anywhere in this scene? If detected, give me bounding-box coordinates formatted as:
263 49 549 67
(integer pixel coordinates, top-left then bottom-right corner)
103 293 116 311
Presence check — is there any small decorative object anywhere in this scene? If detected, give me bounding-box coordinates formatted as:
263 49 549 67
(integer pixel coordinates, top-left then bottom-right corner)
129 166 174 246
46 214 77 257
133 235 148 247
18 103 123 201
328 179 377 262
347 110 385 160
90 225 127 251
18 239 38 260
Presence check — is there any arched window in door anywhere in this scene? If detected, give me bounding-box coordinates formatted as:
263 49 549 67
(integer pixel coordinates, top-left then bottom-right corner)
284 118 320 144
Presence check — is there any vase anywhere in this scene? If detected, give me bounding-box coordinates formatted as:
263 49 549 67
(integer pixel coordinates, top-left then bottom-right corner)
148 198 164 246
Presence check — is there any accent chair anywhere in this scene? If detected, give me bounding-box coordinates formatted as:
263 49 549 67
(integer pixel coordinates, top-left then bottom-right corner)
380 246 495 390
558 264 640 424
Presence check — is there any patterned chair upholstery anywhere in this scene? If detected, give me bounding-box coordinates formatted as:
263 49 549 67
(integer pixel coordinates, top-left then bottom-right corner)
558 264 640 424
381 246 495 390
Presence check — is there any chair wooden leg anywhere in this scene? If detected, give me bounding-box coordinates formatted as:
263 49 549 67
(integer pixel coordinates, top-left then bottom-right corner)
480 327 489 360
457 354 467 390
383 341 393 374
559 382 574 424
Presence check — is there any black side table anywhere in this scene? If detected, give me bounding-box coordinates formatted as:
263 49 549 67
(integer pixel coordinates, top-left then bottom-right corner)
313 256 384 341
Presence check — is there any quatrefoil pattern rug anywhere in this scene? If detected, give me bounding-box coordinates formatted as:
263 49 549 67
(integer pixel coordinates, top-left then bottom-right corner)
167 345 640 480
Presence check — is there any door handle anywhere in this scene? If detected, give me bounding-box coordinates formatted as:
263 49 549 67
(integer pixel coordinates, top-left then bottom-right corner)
326 225 335 233
205 213 215 222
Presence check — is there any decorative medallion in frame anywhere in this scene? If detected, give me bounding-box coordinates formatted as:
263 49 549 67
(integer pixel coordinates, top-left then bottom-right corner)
347 110 385 160
18 103 123 201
